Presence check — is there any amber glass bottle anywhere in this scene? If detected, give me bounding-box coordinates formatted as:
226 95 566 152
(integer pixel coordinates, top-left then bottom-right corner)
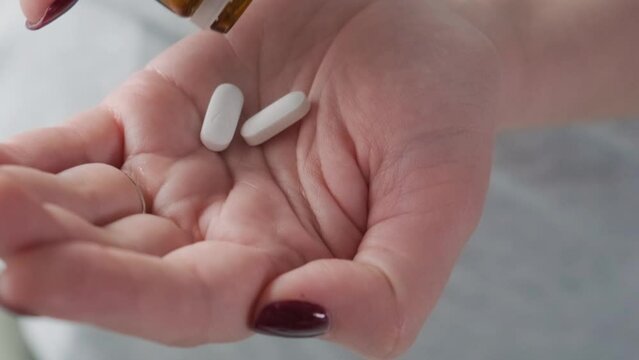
157 0 253 33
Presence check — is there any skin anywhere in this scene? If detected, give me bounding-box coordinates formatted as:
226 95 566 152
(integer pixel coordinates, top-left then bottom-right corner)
5 0 639 358
3 0 500 357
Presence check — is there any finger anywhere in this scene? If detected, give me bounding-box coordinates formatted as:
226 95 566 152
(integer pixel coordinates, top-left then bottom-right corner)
103 213 192 256
253 230 455 359
22 0 79 30
254 222 466 358
42 202 190 256
0 164 143 225
0 242 212 344
254 157 490 358
0 107 122 172
0 173 67 256
3 31 243 173
2 34 240 170
0 180 183 257
0 241 281 345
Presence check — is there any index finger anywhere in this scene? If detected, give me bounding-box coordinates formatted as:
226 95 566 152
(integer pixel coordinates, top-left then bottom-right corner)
2 28 244 172
1 107 123 172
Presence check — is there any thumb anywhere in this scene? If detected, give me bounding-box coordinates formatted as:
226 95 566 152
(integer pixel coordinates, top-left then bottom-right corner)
22 0 78 30
253 212 480 359
253 139 491 358
253 258 409 358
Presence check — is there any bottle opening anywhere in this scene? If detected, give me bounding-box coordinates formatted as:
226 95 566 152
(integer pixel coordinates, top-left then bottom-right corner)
211 0 253 33
156 0 205 17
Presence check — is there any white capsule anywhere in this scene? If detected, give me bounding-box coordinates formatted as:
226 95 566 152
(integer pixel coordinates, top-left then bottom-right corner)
200 84 244 152
241 91 311 146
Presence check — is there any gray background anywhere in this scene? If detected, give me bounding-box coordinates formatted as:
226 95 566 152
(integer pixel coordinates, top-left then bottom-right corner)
1 1 637 359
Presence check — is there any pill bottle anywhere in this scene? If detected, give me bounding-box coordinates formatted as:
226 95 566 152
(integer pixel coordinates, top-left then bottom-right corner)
156 0 253 33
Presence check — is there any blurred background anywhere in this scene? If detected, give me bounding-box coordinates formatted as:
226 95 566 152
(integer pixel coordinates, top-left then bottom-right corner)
0 1 638 359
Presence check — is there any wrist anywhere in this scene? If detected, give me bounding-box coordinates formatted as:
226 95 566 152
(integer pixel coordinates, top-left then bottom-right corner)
446 0 530 129
448 0 639 128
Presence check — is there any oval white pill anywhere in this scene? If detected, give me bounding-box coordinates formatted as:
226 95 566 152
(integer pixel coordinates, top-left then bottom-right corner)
241 91 311 146
200 83 244 152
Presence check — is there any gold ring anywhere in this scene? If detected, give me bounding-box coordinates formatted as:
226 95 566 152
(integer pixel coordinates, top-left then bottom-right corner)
123 171 146 214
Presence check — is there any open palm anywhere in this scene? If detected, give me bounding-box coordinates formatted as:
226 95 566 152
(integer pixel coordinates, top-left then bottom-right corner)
0 0 501 357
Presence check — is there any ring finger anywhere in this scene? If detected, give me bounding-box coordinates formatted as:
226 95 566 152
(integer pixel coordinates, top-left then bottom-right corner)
0 163 145 225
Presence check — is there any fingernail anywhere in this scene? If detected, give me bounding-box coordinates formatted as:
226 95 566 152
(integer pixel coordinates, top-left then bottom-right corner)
26 0 79 30
253 301 329 338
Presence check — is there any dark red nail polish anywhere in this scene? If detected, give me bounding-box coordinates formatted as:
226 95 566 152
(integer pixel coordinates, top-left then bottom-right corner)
26 0 79 30
253 301 329 338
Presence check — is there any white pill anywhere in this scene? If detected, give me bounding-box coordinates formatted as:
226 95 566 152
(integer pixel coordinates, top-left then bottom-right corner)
200 83 244 152
241 91 311 146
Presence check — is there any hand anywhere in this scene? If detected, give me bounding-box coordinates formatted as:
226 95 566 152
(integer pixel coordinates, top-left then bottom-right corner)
2 0 502 357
